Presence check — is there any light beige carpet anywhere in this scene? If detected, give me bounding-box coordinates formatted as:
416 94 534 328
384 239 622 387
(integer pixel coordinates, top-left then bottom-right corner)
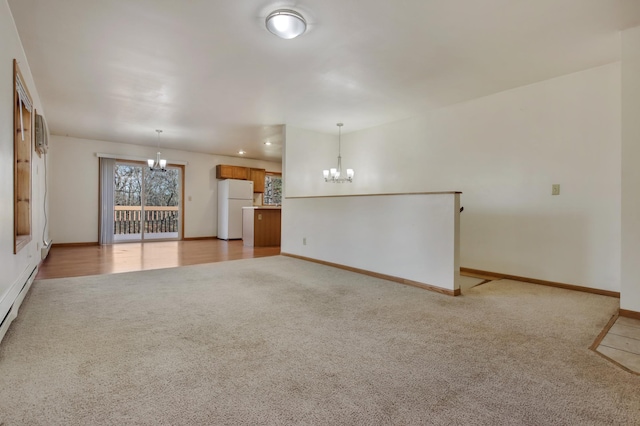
0 256 638 425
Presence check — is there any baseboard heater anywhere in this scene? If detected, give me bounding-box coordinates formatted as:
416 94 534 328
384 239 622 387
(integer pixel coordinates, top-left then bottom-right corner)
0 265 38 344
41 239 52 260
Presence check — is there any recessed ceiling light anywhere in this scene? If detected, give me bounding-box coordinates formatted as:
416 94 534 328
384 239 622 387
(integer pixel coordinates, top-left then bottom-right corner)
238 150 246 155
265 9 307 39
264 141 272 146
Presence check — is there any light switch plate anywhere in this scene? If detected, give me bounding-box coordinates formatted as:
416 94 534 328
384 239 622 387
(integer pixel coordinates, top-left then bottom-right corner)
552 184 560 195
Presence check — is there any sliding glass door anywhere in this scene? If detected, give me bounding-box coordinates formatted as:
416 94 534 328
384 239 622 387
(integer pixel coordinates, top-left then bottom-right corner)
143 165 180 240
113 162 181 242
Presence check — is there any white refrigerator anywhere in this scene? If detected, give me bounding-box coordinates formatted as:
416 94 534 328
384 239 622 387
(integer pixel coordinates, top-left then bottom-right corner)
217 179 253 240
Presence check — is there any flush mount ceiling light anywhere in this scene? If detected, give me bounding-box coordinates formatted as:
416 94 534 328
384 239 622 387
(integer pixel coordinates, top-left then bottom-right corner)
265 9 307 39
323 123 354 183
148 129 167 172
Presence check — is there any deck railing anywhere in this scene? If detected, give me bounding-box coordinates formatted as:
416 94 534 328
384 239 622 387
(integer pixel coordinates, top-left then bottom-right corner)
114 206 179 235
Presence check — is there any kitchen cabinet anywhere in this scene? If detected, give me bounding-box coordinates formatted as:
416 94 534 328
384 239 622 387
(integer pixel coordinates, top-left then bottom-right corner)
242 207 281 247
217 165 266 193
250 168 266 193
216 164 249 180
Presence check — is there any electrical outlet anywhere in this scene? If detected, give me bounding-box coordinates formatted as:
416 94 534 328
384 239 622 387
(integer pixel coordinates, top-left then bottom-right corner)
552 184 560 196
303 237 307 245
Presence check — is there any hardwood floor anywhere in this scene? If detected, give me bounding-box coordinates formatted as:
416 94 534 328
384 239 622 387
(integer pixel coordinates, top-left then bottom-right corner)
36 240 281 280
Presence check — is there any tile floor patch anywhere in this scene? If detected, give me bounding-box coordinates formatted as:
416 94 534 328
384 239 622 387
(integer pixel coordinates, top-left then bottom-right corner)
608 323 640 340
600 333 640 355
597 345 640 373
596 316 640 374
617 316 640 329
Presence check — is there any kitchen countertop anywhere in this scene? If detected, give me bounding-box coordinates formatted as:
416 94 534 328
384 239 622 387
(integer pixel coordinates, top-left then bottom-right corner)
242 206 281 209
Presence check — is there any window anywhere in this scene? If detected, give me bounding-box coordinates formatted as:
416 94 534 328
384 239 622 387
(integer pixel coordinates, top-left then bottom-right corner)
263 173 282 205
13 60 33 253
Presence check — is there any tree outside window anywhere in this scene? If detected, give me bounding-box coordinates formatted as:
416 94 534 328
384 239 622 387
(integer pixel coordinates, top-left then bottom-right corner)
263 174 282 205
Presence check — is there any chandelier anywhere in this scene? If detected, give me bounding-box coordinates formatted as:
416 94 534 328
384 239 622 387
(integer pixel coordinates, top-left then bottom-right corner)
147 129 167 172
323 123 354 183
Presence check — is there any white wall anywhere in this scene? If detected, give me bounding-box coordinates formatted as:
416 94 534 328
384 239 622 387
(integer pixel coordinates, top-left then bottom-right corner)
0 0 49 333
49 135 281 243
285 63 621 292
284 127 340 198
282 193 461 292
621 26 640 312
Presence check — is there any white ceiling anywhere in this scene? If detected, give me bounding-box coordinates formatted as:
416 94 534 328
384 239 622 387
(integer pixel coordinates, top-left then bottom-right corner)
8 0 640 161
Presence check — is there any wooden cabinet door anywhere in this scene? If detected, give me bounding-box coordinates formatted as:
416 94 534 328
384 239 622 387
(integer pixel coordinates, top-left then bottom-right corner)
232 166 249 180
250 168 266 193
216 165 233 179
254 209 281 246
217 165 249 180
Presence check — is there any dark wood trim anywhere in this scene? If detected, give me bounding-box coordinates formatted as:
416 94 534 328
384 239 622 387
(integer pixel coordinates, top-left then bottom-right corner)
590 313 618 351
619 309 640 320
404 279 461 296
460 270 502 280
182 236 217 241
54 242 99 248
286 191 462 200
282 253 460 296
460 267 620 298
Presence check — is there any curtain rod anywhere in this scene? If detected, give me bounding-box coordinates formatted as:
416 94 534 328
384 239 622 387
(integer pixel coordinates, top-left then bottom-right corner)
95 152 188 165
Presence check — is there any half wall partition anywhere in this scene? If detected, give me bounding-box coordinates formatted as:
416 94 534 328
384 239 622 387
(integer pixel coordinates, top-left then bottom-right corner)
281 192 462 295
